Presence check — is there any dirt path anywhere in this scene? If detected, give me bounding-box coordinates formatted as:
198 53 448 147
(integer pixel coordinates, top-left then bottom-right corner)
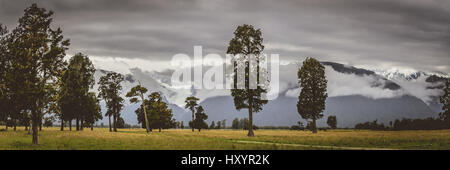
234 140 397 150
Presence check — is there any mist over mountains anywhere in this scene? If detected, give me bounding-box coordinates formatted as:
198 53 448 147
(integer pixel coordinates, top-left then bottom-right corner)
91 61 448 128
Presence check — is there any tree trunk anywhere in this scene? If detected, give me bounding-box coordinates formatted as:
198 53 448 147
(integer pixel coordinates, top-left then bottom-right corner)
13 119 16 131
31 111 38 145
312 118 317 134
247 98 255 137
39 121 42 131
91 123 93 131
25 126 28 131
108 115 112 132
140 92 150 133
159 128 161 132
60 119 64 131
69 120 72 131
76 118 79 131
80 119 84 131
5 124 8 130
198 128 201 132
191 109 195 132
113 114 117 132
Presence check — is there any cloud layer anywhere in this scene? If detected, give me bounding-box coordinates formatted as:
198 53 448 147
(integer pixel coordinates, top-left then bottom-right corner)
1 0 449 73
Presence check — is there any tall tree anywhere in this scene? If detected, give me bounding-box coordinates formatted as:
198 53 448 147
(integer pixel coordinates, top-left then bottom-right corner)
98 72 124 132
227 24 268 137
185 96 199 132
7 4 69 144
126 83 150 133
440 80 450 127
0 24 9 129
297 57 328 133
192 106 208 132
59 53 95 131
327 115 337 129
98 75 112 131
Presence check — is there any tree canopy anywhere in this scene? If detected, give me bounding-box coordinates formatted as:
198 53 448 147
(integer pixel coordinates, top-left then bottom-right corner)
227 24 268 137
297 57 327 133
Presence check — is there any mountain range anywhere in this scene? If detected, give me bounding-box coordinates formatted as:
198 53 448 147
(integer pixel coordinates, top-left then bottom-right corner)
91 61 448 128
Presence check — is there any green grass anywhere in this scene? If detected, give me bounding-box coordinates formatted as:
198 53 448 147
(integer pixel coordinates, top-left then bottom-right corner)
1 127 450 150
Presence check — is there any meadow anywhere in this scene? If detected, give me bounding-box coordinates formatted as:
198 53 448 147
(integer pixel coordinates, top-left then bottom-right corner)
1 127 450 150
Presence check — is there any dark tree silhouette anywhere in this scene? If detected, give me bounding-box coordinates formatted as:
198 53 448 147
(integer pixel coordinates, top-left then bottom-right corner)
98 72 124 132
297 57 327 133
135 92 174 132
59 53 96 131
440 80 450 126
327 116 337 129
126 83 150 133
185 96 199 132
210 121 216 129
6 4 69 144
193 106 208 132
227 24 268 137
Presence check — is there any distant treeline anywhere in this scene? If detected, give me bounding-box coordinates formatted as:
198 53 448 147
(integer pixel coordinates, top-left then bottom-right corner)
355 117 450 130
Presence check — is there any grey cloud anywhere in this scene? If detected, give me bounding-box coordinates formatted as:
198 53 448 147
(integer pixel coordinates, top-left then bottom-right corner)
0 0 448 73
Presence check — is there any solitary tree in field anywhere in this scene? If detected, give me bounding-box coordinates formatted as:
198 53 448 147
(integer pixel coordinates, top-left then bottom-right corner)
6 4 70 144
185 96 199 132
327 115 337 129
126 83 150 133
297 57 327 134
227 24 268 137
440 80 450 127
192 106 208 132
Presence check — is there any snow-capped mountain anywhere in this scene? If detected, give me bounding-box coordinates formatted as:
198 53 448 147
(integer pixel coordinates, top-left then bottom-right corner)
91 61 448 128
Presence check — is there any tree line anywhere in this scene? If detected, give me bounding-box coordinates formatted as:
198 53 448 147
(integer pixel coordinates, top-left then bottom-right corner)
1 4 449 145
0 4 179 144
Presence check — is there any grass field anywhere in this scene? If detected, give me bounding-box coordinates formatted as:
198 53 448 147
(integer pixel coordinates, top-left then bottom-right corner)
1 127 450 150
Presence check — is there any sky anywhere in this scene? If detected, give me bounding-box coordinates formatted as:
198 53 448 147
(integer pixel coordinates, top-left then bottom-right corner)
0 0 449 74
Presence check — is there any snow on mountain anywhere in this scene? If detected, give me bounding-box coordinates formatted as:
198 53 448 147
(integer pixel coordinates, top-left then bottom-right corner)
90 60 448 127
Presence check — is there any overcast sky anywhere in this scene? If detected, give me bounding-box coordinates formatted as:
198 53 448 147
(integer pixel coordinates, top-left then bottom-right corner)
0 0 449 74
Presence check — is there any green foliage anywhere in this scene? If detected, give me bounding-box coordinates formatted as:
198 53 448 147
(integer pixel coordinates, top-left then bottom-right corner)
185 96 199 132
327 116 337 129
116 117 125 128
0 24 9 125
227 24 268 137
440 80 450 123
193 106 208 131
290 121 305 130
393 117 448 130
98 72 124 132
210 121 215 129
82 92 103 128
135 92 175 132
297 57 327 133
3 3 69 144
43 116 55 127
231 117 257 130
126 84 150 133
355 120 387 130
59 53 96 130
